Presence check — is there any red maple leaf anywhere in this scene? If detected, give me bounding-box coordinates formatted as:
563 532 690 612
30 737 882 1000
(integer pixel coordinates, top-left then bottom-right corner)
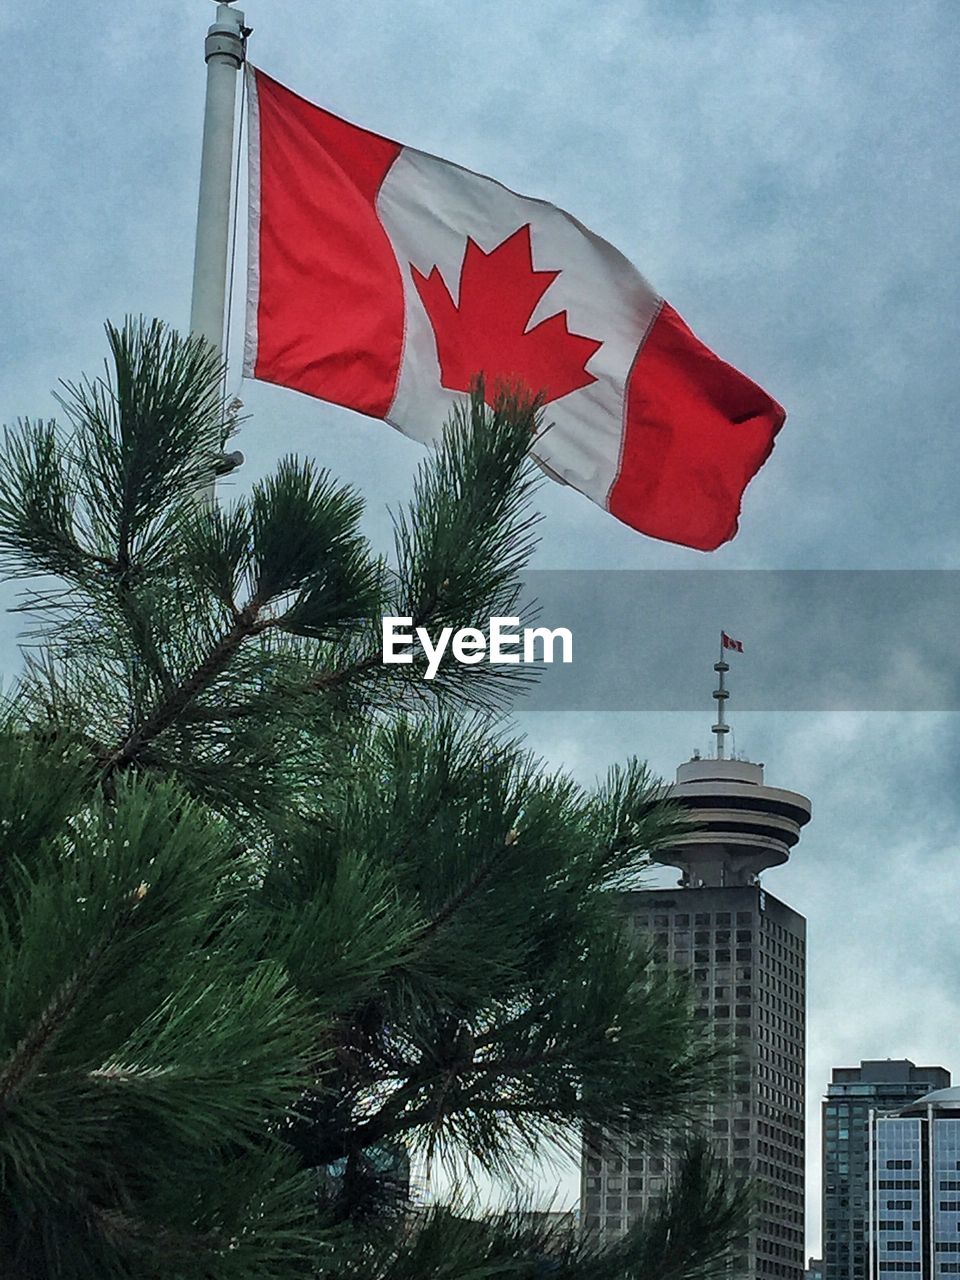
410 224 603 406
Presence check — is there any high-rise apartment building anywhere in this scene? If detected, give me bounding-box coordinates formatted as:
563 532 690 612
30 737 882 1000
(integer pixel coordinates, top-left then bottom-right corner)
867 1086 960 1277
581 654 812 1280
823 1061 951 1280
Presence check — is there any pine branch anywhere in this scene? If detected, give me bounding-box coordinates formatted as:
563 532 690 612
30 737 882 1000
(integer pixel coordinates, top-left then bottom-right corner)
310 652 384 693
99 600 265 779
610 1138 753 1280
0 325 748 1279
86 1203 225 1260
0 882 148 1110
413 827 520 947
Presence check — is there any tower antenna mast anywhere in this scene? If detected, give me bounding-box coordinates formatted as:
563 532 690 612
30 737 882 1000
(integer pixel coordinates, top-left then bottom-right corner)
712 632 730 759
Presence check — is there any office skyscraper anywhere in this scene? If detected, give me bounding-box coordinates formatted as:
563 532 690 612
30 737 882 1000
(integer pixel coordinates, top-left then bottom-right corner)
867 1085 960 1277
581 653 812 1279
823 1061 951 1280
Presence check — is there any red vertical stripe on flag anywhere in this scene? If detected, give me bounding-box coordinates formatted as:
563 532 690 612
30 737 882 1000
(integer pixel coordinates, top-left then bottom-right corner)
608 302 785 551
251 70 405 417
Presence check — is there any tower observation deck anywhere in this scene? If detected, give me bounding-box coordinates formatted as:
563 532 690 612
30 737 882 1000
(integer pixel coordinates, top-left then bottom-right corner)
660 755 811 887
657 646 811 888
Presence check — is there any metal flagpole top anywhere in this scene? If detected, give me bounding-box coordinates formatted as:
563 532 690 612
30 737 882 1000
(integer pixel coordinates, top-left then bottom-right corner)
712 630 731 759
191 4 246 351
190 1 249 496
205 4 246 67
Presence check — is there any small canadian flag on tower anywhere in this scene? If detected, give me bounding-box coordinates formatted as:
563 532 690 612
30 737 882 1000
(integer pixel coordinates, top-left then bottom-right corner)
244 69 786 551
721 632 744 653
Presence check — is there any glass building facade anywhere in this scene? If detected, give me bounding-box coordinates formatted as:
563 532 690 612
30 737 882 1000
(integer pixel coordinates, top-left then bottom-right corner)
824 1062 951 1280
932 1119 960 1274
873 1118 922 1272
867 1090 960 1279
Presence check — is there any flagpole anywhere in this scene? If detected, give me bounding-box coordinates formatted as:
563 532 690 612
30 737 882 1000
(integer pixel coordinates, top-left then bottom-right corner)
190 3 246 354
712 631 730 760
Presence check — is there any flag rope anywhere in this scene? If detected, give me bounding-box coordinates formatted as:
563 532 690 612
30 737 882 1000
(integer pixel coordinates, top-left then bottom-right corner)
222 60 248 419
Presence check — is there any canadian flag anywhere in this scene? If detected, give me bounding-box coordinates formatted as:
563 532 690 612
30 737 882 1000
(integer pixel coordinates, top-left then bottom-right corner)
721 632 744 653
244 69 785 551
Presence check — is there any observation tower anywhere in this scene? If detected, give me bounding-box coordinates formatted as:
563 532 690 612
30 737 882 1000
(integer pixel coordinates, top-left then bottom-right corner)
657 644 811 888
582 637 813 1280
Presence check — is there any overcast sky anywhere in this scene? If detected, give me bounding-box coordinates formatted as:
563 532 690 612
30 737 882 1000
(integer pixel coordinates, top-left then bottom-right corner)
4 0 960 1256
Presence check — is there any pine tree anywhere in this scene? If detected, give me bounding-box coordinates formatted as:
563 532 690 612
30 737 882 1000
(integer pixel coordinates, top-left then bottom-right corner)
0 320 749 1279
